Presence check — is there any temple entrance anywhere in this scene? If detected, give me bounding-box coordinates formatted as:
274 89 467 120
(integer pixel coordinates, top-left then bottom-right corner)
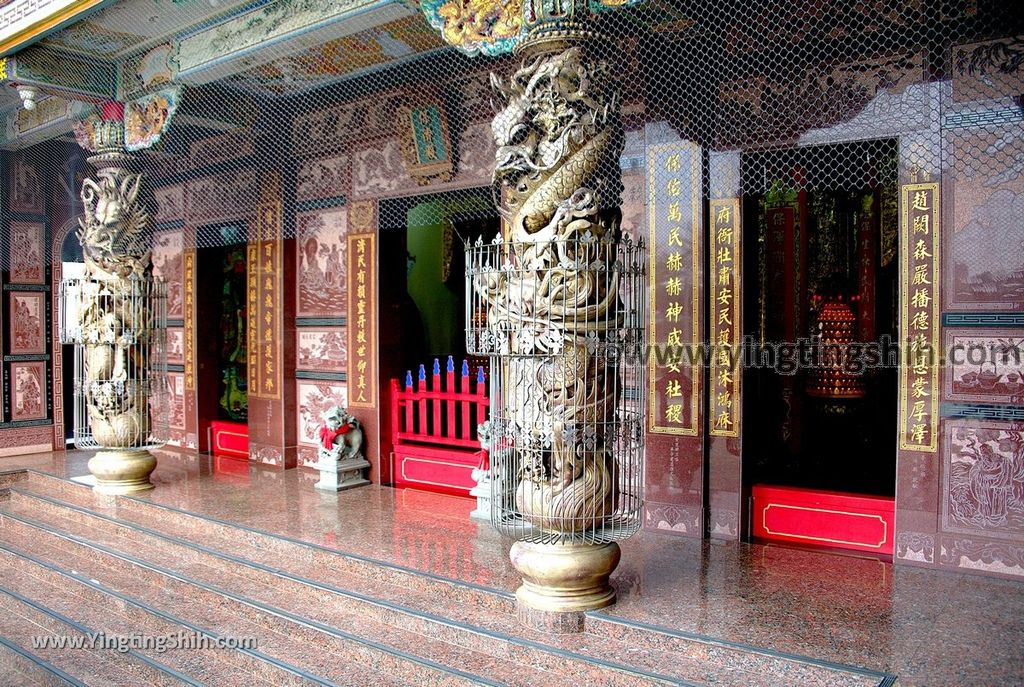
196 224 249 457
377 191 498 496
59 226 85 445
740 140 899 552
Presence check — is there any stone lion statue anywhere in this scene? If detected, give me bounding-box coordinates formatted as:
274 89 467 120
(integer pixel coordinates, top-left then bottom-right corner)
318 406 364 462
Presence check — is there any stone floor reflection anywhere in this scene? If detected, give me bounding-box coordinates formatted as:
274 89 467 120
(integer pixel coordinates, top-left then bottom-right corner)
2 447 1022 686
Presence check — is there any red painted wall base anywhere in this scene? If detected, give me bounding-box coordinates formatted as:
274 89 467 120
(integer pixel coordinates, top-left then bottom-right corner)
211 421 249 460
752 484 895 556
392 444 479 498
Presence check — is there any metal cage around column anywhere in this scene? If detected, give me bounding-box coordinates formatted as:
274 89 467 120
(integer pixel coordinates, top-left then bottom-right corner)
467 232 647 545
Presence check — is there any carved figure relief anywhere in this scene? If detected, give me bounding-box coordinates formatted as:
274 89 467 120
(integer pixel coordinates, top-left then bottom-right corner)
152 230 183 319
11 362 46 421
10 154 44 214
7 221 45 284
9 292 46 355
946 422 1024 539
297 207 348 318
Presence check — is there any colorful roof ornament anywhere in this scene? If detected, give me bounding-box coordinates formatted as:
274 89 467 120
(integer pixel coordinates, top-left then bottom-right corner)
420 0 526 56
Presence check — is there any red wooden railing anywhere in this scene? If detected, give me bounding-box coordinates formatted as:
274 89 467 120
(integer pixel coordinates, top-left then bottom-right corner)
391 356 489 450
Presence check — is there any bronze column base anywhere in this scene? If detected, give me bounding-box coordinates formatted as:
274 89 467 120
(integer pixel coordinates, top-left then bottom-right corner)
88 449 157 495
510 540 620 633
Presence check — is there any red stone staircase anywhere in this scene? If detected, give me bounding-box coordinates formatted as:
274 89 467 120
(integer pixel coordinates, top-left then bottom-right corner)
0 469 896 686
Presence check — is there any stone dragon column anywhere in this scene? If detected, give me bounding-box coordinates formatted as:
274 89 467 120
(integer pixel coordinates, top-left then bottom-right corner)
60 102 169 494
432 0 648 630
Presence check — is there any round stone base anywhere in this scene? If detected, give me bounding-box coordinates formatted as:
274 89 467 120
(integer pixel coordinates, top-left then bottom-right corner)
510 540 620 631
88 449 157 495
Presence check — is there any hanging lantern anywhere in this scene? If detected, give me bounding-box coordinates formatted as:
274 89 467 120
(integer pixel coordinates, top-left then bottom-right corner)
807 296 865 399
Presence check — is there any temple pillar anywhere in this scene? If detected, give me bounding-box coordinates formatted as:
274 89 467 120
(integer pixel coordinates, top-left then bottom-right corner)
246 172 298 469
455 0 647 631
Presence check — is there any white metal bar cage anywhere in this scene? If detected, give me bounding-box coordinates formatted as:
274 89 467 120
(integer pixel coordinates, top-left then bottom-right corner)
468 231 647 545
59 275 169 451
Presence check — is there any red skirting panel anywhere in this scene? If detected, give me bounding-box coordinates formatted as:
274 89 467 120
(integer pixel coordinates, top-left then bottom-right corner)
752 484 895 555
392 444 479 498
211 421 249 460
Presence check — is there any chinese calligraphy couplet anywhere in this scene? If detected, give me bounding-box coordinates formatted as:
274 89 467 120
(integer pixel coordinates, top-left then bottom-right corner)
248 239 282 400
347 233 377 409
899 182 939 452
709 198 741 438
647 142 702 436
183 250 196 391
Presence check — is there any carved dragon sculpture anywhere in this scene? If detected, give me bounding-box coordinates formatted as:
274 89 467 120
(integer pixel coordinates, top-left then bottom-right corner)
77 159 155 448
482 41 625 533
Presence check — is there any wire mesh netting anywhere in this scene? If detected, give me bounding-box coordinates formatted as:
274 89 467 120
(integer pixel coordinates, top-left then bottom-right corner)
1 0 1021 531
1 0 1020 260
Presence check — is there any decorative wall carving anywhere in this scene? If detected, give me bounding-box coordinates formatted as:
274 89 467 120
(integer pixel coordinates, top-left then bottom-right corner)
296 154 349 203
7 221 45 284
296 207 347 319
943 420 1024 541
9 153 43 214
9 292 46 355
952 35 1024 104
11 361 46 421
944 329 1024 405
351 138 416 198
166 371 185 444
947 125 1024 311
896 531 935 563
184 168 259 223
291 93 403 157
941 536 1024 577
296 328 346 374
153 184 184 223
188 129 255 168
152 230 183 319
716 50 924 149
166 328 184 366
297 381 348 448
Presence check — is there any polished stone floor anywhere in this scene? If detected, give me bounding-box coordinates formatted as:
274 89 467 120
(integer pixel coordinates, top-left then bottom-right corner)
3 448 1023 686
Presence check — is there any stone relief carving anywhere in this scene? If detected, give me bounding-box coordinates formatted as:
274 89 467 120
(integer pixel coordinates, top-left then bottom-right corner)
946 422 1024 538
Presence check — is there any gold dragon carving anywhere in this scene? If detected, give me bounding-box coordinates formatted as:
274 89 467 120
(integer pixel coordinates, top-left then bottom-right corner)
481 40 625 533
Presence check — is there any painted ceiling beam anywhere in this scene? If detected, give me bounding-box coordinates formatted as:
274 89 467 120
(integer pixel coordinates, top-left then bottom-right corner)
173 0 412 85
0 0 115 58
0 92 90 149
2 44 116 100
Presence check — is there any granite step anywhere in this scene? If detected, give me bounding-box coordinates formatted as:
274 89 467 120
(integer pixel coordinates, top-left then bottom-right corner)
0 637 86 687
9 472 894 687
18 470 513 613
4 486 684 687
0 505 565 687
0 585 188 686
0 546 335 686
